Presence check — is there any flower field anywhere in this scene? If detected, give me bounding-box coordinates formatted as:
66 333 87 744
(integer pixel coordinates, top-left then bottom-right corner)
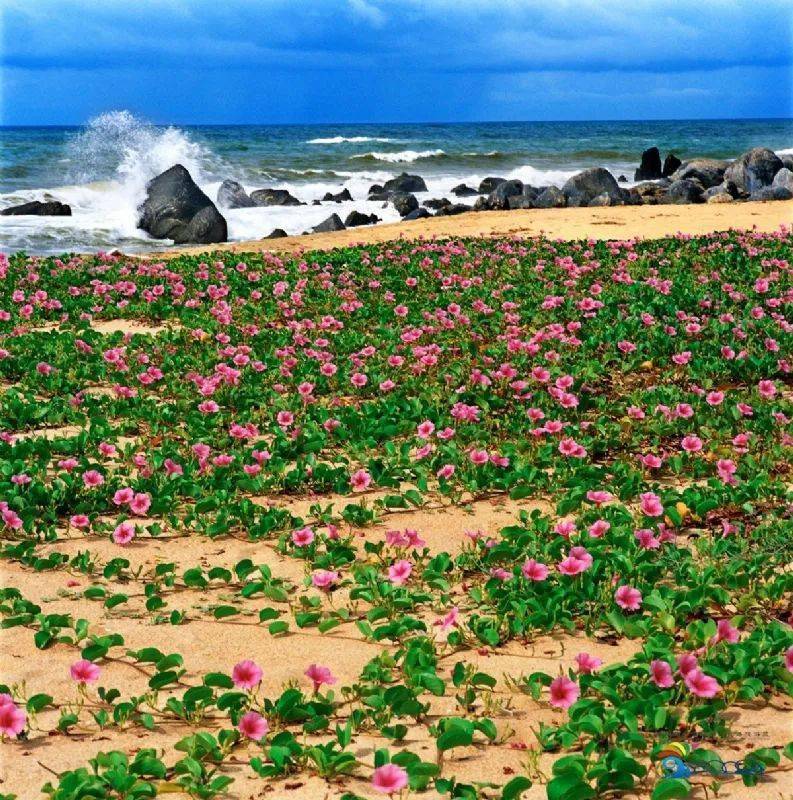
0 230 791 800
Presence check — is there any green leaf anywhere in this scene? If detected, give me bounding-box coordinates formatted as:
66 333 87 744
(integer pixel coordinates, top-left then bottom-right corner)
651 778 691 800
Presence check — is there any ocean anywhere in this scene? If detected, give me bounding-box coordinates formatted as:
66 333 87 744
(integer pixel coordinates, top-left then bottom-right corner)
1 111 792 254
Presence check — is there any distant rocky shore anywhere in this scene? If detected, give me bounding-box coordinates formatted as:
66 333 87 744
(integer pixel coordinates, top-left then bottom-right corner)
4 146 792 245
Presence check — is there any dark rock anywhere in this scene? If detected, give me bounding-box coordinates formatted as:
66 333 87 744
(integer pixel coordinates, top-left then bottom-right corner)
217 179 254 209
265 228 289 238
662 153 682 178
632 181 668 203
250 188 302 206
312 213 345 232
618 175 628 182
344 210 378 227
383 172 427 193
322 188 353 202
724 147 784 195
562 168 621 207
423 198 451 210
368 192 391 202
488 179 523 210
663 179 704 204
634 147 663 181
749 186 793 202
391 192 419 217
772 167 793 192
588 193 614 207
312 200 321 205
1 200 72 216
781 157 793 172
478 177 506 194
434 203 471 216
368 184 384 196
403 208 431 221
507 195 534 209
534 186 566 208
451 183 479 197
671 159 728 189
137 164 227 244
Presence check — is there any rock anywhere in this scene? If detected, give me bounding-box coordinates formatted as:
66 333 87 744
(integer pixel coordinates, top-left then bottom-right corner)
562 168 621 207
383 172 427 193
368 184 384 196
423 198 451 210
312 213 346 232
724 147 784 195
663 179 704 204
451 183 479 197
749 186 793 201
312 200 321 205
344 210 378 227
137 164 227 244
403 208 431 221
618 175 628 182
391 192 418 217
671 159 728 189
588 193 613 207
478 177 506 194
632 181 668 204
507 195 534 209
322 188 353 202
706 192 733 204
634 147 663 181
534 186 566 208
1 200 72 216
772 167 793 192
488 179 523 210
662 153 682 178
250 188 302 206
434 203 471 216
216 179 254 209
368 192 391 202
265 228 289 238
781 157 793 172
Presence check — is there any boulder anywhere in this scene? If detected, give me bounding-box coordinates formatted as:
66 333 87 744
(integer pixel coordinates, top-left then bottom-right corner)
662 153 682 178
670 159 728 189
507 195 534 209
137 164 227 244
403 208 431 221
265 228 289 238
344 210 378 227
423 198 451 210
724 147 784 195
367 184 384 196
368 192 391 202
588 193 614 207
383 172 427 193
250 188 302 206
478 177 506 194
663 179 704 204
312 213 345 232
322 188 353 202
217 179 254 209
781 156 793 172
434 203 471 216
451 183 479 197
562 168 621 207
488 179 523 210
772 167 793 192
618 175 628 183
632 181 668 204
634 147 663 181
749 186 793 202
1 200 72 216
391 192 419 217
534 186 566 208
706 192 733 204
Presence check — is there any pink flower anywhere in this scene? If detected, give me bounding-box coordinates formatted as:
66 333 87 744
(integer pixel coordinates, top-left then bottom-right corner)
82 469 104 487
311 570 339 590
232 660 263 689
681 435 703 453
276 410 294 427
112 521 135 545
70 660 100 684
237 711 269 740
113 488 134 505
371 763 409 795
649 659 674 688
129 492 151 515
711 618 740 645
706 391 724 406
70 514 90 529
469 448 489 465
434 606 459 633
436 464 455 479
0 700 26 738
684 669 720 698
614 585 642 611
586 490 613 506
350 469 372 491
416 420 435 439
676 653 699 677
305 663 337 693
639 492 663 517
757 380 776 400
574 653 602 674
291 526 315 547
548 675 580 709
521 558 549 581
388 559 413 585
785 646 793 673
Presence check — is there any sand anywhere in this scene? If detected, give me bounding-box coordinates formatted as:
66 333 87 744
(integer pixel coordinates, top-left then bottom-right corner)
155 198 793 258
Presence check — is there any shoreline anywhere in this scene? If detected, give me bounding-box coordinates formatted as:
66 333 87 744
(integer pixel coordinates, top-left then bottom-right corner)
150 198 793 257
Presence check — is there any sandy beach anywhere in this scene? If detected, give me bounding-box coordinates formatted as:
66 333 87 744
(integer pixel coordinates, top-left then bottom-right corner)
158 198 793 257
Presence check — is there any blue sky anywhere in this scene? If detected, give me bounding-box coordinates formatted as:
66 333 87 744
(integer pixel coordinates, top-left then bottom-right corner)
2 0 791 125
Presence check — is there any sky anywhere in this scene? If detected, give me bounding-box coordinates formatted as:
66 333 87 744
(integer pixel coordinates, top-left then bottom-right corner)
1 0 792 125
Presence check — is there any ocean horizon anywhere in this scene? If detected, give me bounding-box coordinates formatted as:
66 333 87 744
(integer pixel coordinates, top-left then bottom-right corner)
2 112 792 254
